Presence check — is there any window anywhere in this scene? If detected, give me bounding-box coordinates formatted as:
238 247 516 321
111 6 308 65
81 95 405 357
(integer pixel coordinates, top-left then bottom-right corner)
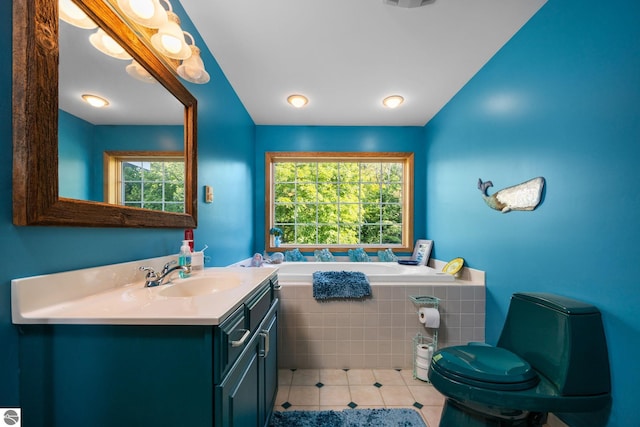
104 151 185 213
266 152 414 252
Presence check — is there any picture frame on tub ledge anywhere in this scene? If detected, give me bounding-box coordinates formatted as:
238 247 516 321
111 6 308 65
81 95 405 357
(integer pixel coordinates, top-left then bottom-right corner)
412 239 433 266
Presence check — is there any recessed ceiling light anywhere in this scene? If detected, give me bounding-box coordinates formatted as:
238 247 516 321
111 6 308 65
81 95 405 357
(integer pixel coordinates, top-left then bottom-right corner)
382 95 404 108
287 94 308 108
81 94 110 108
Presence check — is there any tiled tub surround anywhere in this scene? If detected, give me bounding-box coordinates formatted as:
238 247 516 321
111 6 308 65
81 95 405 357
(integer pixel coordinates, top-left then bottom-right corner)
276 262 485 369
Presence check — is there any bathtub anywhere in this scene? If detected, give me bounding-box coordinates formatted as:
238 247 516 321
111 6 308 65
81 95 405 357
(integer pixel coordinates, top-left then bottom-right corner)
273 261 455 283
271 260 485 370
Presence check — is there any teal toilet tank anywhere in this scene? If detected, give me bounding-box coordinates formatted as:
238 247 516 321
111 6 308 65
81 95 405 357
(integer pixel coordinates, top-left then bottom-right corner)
497 293 611 396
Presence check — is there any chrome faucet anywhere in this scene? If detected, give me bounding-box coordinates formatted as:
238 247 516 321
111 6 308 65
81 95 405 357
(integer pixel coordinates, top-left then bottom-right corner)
139 261 191 287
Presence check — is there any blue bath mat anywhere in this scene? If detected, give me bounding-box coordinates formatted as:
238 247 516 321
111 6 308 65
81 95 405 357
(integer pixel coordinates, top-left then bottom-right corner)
270 408 426 427
312 271 371 300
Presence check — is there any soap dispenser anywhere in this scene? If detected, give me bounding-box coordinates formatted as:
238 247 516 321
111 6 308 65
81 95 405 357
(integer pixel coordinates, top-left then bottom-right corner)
179 240 192 278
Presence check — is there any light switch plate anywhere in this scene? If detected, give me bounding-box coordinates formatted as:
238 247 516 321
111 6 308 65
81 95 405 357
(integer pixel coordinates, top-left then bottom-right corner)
205 185 213 203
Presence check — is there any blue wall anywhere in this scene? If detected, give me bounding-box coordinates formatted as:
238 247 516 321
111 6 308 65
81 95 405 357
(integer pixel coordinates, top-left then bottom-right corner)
0 0 255 408
254 126 427 253
90 125 184 200
424 0 640 425
58 111 184 201
58 110 93 200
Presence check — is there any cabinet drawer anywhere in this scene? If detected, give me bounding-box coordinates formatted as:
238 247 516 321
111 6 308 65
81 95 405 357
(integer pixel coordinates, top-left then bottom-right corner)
214 305 247 383
245 279 273 333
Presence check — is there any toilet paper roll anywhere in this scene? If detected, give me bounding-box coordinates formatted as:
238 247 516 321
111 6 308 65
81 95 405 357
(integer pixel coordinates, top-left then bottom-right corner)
415 366 430 381
415 356 430 370
418 307 440 328
416 343 431 359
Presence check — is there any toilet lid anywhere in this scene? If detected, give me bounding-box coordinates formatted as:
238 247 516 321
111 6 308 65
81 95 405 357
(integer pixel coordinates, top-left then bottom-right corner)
431 345 539 391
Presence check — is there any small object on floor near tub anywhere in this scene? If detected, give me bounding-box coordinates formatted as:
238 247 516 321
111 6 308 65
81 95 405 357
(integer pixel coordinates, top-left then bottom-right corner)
312 271 371 300
284 248 306 262
442 258 464 275
270 408 426 427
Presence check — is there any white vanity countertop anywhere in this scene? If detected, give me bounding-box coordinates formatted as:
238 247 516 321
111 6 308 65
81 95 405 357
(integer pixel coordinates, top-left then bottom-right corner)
12 259 277 326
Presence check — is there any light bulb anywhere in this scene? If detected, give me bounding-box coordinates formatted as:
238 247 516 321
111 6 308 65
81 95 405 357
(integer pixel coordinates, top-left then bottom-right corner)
129 0 155 19
90 28 132 60
59 0 97 29
126 60 157 83
116 0 168 28
177 46 210 84
150 11 191 60
161 34 182 54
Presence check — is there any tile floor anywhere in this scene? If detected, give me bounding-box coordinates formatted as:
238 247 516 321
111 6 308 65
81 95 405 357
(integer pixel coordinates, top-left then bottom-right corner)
273 368 445 427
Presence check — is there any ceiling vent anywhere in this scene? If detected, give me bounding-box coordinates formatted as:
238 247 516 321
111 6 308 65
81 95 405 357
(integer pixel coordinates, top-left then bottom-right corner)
383 0 434 8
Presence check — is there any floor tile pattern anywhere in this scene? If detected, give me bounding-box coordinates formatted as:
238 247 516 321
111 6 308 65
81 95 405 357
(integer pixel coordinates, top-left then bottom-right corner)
274 368 445 427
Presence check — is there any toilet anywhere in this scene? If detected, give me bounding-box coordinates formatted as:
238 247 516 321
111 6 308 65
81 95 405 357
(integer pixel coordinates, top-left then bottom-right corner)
428 292 611 426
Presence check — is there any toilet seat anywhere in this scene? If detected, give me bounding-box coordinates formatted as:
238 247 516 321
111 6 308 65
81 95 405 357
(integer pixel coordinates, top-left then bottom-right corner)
431 345 540 391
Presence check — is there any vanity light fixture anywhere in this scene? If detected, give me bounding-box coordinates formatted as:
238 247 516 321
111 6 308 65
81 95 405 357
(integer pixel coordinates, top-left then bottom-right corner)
287 94 309 108
150 11 191 60
59 0 97 29
89 28 133 60
81 94 110 108
116 0 168 29
62 0 210 84
382 95 404 108
177 34 210 84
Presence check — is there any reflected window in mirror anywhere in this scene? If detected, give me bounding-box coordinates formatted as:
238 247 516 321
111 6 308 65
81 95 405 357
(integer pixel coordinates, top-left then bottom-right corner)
104 151 184 213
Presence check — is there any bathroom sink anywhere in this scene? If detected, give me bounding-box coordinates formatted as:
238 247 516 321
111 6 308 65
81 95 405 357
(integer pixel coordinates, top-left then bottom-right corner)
160 274 242 297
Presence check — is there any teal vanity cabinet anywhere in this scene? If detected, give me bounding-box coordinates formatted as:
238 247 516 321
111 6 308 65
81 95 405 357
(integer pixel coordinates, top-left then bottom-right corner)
214 277 279 427
17 276 279 427
215 298 278 427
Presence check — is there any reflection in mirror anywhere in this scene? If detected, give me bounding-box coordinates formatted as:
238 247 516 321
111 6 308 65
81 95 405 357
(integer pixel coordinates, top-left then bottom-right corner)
58 18 184 210
13 0 197 227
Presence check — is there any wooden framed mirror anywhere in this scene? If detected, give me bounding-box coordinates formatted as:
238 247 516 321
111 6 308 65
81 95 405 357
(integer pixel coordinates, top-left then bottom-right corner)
13 0 197 227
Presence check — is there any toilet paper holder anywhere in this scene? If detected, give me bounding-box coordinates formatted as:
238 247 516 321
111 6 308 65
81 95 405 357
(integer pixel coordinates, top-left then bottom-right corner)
410 295 439 382
410 296 440 327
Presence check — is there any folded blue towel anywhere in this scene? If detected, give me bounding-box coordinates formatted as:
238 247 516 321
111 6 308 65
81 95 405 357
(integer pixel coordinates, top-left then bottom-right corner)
312 271 371 300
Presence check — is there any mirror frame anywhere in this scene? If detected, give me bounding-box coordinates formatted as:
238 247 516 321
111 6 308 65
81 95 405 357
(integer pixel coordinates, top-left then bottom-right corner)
13 0 198 228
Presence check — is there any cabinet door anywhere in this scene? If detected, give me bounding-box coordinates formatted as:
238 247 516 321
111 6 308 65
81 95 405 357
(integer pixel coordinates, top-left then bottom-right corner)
214 305 248 384
216 334 261 427
259 302 278 427
216 299 279 427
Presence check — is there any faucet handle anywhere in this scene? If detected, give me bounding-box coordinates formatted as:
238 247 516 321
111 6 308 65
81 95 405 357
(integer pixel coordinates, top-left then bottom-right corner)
139 266 158 280
162 260 177 274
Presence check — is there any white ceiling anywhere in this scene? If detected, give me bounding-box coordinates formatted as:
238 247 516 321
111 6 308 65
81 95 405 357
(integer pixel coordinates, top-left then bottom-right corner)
59 0 546 127
180 0 547 126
